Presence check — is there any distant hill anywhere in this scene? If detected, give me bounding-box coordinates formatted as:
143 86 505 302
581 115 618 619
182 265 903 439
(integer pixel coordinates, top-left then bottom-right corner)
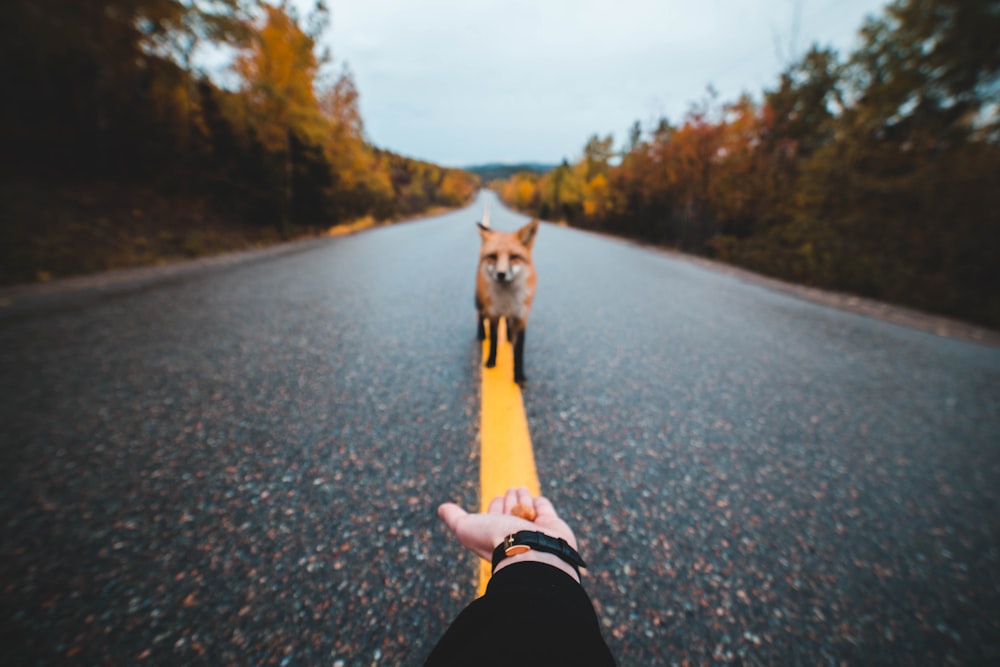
464 162 558 181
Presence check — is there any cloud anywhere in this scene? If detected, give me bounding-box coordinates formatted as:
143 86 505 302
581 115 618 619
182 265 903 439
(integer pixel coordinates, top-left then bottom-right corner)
313 0 888 165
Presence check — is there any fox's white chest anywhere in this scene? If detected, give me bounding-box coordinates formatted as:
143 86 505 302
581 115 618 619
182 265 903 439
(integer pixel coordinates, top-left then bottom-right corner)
481 269 533 319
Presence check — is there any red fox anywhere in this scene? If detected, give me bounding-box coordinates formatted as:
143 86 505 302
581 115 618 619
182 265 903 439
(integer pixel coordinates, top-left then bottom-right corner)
475 210 539 384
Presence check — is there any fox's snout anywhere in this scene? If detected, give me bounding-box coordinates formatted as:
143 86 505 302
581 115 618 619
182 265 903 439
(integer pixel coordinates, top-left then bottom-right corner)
484 257 518 283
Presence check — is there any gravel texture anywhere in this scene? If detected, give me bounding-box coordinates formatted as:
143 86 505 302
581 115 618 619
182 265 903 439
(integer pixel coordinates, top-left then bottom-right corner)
2 192 999 665
1 212 483 665
526 215 1000 666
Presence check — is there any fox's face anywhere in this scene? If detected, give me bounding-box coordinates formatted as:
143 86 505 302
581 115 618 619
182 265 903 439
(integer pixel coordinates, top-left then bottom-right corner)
477 219 539 285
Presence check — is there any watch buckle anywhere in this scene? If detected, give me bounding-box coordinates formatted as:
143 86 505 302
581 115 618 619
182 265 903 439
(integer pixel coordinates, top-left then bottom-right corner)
503 534 531 557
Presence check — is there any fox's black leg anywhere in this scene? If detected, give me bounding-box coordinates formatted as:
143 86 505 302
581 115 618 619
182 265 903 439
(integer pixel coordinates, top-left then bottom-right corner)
475 298 486 341
513 327 526 384
505 317 514 342
485 318 499 368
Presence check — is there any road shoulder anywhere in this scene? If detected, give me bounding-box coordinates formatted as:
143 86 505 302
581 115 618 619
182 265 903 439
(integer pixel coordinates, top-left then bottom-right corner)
660 244 1000 348
569 225 1000 348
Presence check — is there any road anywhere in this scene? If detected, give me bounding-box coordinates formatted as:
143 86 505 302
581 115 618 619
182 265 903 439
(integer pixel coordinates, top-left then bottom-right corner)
2 191 998 665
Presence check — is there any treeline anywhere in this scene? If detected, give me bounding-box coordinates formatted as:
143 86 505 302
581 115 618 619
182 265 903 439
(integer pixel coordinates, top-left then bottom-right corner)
0 1 477 282
466 163 558 182
498 0 1000 328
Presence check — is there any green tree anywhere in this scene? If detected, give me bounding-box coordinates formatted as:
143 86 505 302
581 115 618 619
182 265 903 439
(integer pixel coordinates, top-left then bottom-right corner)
627 121 643 153
582 134 615 180
797 0 1000 319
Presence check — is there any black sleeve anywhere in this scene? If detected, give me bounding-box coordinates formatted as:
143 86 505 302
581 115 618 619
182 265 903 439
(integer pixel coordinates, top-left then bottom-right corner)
423 562 617 667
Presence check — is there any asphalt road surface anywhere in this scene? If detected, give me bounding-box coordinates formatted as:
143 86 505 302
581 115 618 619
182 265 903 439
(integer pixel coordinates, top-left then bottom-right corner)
2 192 998 665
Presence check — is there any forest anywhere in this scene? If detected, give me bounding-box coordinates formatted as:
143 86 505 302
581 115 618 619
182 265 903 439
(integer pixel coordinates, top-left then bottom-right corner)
466 163 558 183
497 0 1000 329
0 0 478 285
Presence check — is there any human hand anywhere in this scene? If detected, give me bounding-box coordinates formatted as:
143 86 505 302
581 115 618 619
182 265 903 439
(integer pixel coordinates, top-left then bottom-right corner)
437 487 580 580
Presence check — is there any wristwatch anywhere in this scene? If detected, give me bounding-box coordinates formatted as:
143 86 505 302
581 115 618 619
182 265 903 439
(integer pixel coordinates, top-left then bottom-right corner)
491 530 587 575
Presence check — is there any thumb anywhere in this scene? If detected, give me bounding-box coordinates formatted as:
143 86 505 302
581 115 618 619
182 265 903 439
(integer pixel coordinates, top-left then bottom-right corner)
437 502 468 535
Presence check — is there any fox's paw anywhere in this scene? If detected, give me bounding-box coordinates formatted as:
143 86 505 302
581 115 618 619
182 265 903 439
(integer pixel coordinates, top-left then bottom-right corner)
484 359 497 369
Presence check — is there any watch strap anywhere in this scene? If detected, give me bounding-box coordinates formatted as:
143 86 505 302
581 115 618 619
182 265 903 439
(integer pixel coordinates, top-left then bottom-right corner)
491 530 587 574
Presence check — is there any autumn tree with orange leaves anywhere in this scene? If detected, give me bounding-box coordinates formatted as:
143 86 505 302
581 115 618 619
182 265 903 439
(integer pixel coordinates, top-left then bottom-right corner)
499 0 999 327
0 0 477 283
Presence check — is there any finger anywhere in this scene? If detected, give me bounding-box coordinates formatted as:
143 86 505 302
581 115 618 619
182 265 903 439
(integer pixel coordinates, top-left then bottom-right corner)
437 503 468 533
503 487 519 513
510 487 537 521
532 495 559 521
487 495 504 515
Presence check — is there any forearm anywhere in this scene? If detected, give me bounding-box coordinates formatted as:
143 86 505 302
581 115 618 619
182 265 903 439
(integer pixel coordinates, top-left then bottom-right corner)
425 561 615 665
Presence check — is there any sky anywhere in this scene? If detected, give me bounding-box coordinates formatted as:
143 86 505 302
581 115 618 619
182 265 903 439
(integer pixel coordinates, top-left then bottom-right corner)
305 0 891 167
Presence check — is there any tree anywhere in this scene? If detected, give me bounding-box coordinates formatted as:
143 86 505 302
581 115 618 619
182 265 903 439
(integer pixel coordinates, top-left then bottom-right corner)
233 3 326 227
582 134 615 180
796 0 1000 317
627 121 643 153
140 1 256 73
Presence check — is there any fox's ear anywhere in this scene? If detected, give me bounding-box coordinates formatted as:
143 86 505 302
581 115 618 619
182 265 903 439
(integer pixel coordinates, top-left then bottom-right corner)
477 221 492 239
517 219 539 249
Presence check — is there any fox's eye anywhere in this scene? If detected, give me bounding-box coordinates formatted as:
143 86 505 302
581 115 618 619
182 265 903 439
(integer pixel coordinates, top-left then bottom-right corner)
509 254 523 262
486 253 498 262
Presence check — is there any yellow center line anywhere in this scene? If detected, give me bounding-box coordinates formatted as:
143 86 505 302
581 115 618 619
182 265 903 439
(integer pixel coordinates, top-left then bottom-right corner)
478 318 540 596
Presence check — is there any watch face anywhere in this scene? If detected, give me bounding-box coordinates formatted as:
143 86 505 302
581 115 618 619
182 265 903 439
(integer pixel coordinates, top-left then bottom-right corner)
504 544 531 557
